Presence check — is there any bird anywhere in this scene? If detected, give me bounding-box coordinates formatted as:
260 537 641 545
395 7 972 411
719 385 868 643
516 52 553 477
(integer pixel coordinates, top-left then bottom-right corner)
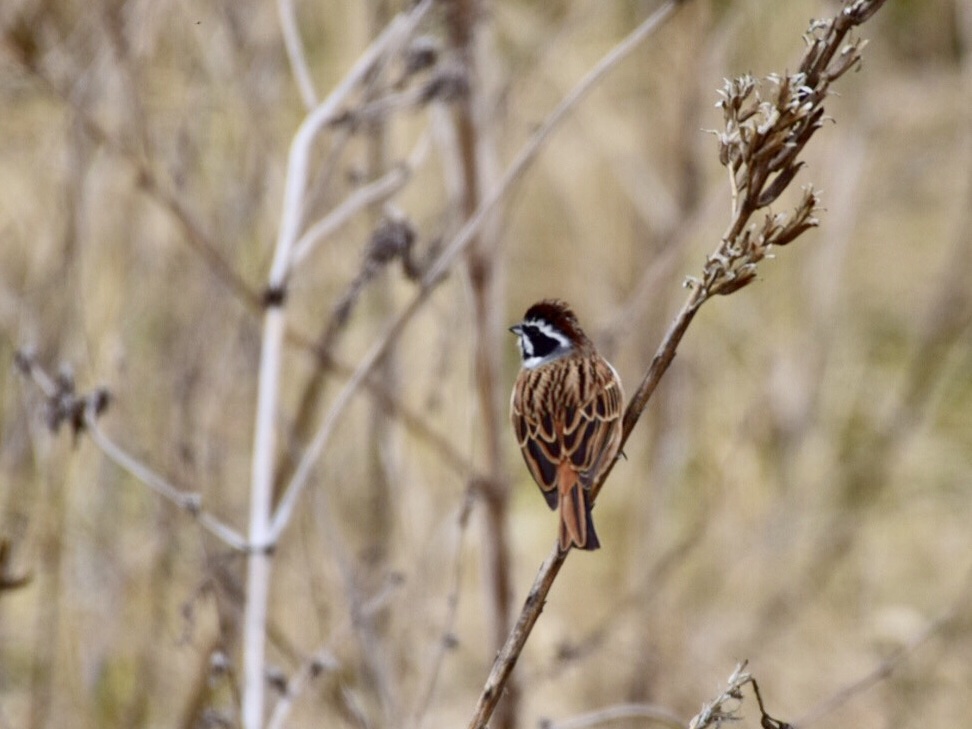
509 299 624 551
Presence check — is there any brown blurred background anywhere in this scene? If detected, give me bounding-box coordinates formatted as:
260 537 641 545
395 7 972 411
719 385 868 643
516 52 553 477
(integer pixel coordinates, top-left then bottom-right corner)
1 0 970 727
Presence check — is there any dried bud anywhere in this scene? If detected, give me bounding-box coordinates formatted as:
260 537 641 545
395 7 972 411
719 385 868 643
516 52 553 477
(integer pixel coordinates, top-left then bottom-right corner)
404 36 440 75
419 65 470 104
266 666 289 695
368 216 416 265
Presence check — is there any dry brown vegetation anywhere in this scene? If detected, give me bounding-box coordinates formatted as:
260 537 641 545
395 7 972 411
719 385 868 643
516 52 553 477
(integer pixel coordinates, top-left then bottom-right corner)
1 1 971 728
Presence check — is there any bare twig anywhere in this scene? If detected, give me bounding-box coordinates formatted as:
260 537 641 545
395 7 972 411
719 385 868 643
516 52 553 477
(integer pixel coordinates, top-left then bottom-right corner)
689 661 793 729
795 565 972 727
543 702 684 729
85 415 249 552
291 130 432 265
276 0 318 109
265 650 337 729
272 0 435 285
285 328 478 477
13 350 249 551
439 0 519 727
409 488 477 729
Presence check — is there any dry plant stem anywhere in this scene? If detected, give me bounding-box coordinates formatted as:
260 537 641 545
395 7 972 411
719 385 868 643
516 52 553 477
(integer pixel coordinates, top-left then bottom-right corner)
467 3 888 727
273 0 434 282
242 4 434 728
291 130 432 265
16 62 262 311
277 0 317 109
288 332 477 476
467 545 567 729
24 54 468 476
422 0 686 291
14 353 248 550
84 411 248 551
442 0 518 727
75 93 261 310
409 491 476 729
53 77 474 497
545 702 684 729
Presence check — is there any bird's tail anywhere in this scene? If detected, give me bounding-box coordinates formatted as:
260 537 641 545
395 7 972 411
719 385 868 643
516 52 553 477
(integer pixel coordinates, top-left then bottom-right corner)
558 466 600 551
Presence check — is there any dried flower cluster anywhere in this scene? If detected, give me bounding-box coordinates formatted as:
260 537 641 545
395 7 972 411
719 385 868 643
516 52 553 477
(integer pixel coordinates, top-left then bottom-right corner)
692 0 886 298
689 661 792 729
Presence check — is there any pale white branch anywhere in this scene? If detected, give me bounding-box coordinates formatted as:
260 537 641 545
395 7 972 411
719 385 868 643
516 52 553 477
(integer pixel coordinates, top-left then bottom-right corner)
272 0 434 286
291 129 432 266
277 0 318 109
545 702 684 729
84 408 248 551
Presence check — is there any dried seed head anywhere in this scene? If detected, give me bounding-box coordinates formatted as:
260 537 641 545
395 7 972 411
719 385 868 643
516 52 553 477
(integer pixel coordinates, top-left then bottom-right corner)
698 1 880 301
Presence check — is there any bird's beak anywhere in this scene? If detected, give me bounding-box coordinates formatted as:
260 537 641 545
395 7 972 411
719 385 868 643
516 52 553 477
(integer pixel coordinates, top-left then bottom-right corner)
509 325 521 335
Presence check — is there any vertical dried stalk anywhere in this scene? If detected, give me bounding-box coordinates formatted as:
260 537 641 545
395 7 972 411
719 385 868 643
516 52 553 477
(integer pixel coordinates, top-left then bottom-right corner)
443 0 518 725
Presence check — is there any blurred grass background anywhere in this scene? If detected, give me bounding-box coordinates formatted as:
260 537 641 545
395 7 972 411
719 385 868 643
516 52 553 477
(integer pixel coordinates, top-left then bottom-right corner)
1 0 971 727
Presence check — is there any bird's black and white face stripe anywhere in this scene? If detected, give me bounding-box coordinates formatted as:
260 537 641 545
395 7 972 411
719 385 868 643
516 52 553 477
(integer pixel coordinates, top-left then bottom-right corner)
510 318 573 369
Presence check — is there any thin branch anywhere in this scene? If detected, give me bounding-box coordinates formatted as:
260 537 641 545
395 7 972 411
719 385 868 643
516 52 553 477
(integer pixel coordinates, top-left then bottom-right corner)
466 545 568 729
544 702 684 729
284 327 478 477
688 662 753 729
85 412 249 552
795 565 972 727
12 350 248 552
265 650 337 729
421 0 687 292
267 329 374 541
291 129 432 266
408 488 477 729
264 568 405 729
277 0 318 109
441 0 517 726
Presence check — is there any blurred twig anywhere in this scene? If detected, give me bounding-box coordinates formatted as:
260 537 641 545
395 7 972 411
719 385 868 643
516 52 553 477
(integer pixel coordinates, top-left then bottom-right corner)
795 564 972 727
291 130 432 266
277 0 318 109
543 702 683 729
36 73 480 502
408 488 477 729
13 349 249 551
0 538 30 593
439 0 519 727
688 661 753 729
466 3 888 728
